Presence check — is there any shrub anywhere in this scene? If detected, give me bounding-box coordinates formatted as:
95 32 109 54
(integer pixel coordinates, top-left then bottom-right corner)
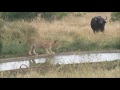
0 12 69 21
72 12 86 17
0 19 5 27
1 12 39 21
41 12 68 21
0 39 3 55
111 12 120 21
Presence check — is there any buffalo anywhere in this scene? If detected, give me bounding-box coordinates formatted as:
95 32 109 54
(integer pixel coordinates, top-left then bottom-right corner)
90 16 107 34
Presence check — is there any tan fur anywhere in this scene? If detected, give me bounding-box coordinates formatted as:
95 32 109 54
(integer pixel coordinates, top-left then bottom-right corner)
27 37 60 55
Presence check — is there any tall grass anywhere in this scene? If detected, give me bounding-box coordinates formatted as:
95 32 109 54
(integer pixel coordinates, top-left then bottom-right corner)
0 12 120 58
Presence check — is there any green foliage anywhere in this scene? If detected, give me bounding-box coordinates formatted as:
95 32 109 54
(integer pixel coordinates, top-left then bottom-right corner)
72 12 86 17
1 12 38 21
41 12 68 21
0 20 39 57
1 40 27 56
0 39 2 55
0 19 5 27
0 12 69 21
0 20 38 40
105 39 120 49
111 12 120 21
0 31 3 55
70 37 98 51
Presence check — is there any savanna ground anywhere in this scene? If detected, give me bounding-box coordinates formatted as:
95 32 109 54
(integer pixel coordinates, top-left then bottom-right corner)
0 12 120 78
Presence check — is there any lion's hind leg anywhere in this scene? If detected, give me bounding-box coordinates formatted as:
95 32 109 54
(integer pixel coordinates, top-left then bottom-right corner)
32 45 38 55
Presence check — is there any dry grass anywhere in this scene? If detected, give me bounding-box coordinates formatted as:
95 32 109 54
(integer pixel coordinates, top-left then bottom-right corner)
0 12 120 58
0 60 120 78
29 12 120 47
0 12 120 78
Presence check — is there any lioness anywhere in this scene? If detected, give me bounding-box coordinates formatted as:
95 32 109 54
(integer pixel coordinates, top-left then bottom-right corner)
27 37 60 55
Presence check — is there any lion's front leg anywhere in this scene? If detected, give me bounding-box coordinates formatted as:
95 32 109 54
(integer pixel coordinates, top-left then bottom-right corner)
48 47 55 54
28 45 33 55
44 48 51 54
28 50 32 55
32 46 38 55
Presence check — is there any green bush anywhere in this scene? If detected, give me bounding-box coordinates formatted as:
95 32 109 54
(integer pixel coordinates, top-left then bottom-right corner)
1 12 39 21
41 12 68 21
1 40 27 56
0 20 39 57
0 12 68 21
72 12 86 17
0 39 3 55
111 12 120 21
0 19 5 27
70 37 98 51
0 20 38 40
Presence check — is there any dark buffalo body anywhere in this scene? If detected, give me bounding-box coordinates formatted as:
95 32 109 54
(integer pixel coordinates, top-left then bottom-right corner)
90 16 107 34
